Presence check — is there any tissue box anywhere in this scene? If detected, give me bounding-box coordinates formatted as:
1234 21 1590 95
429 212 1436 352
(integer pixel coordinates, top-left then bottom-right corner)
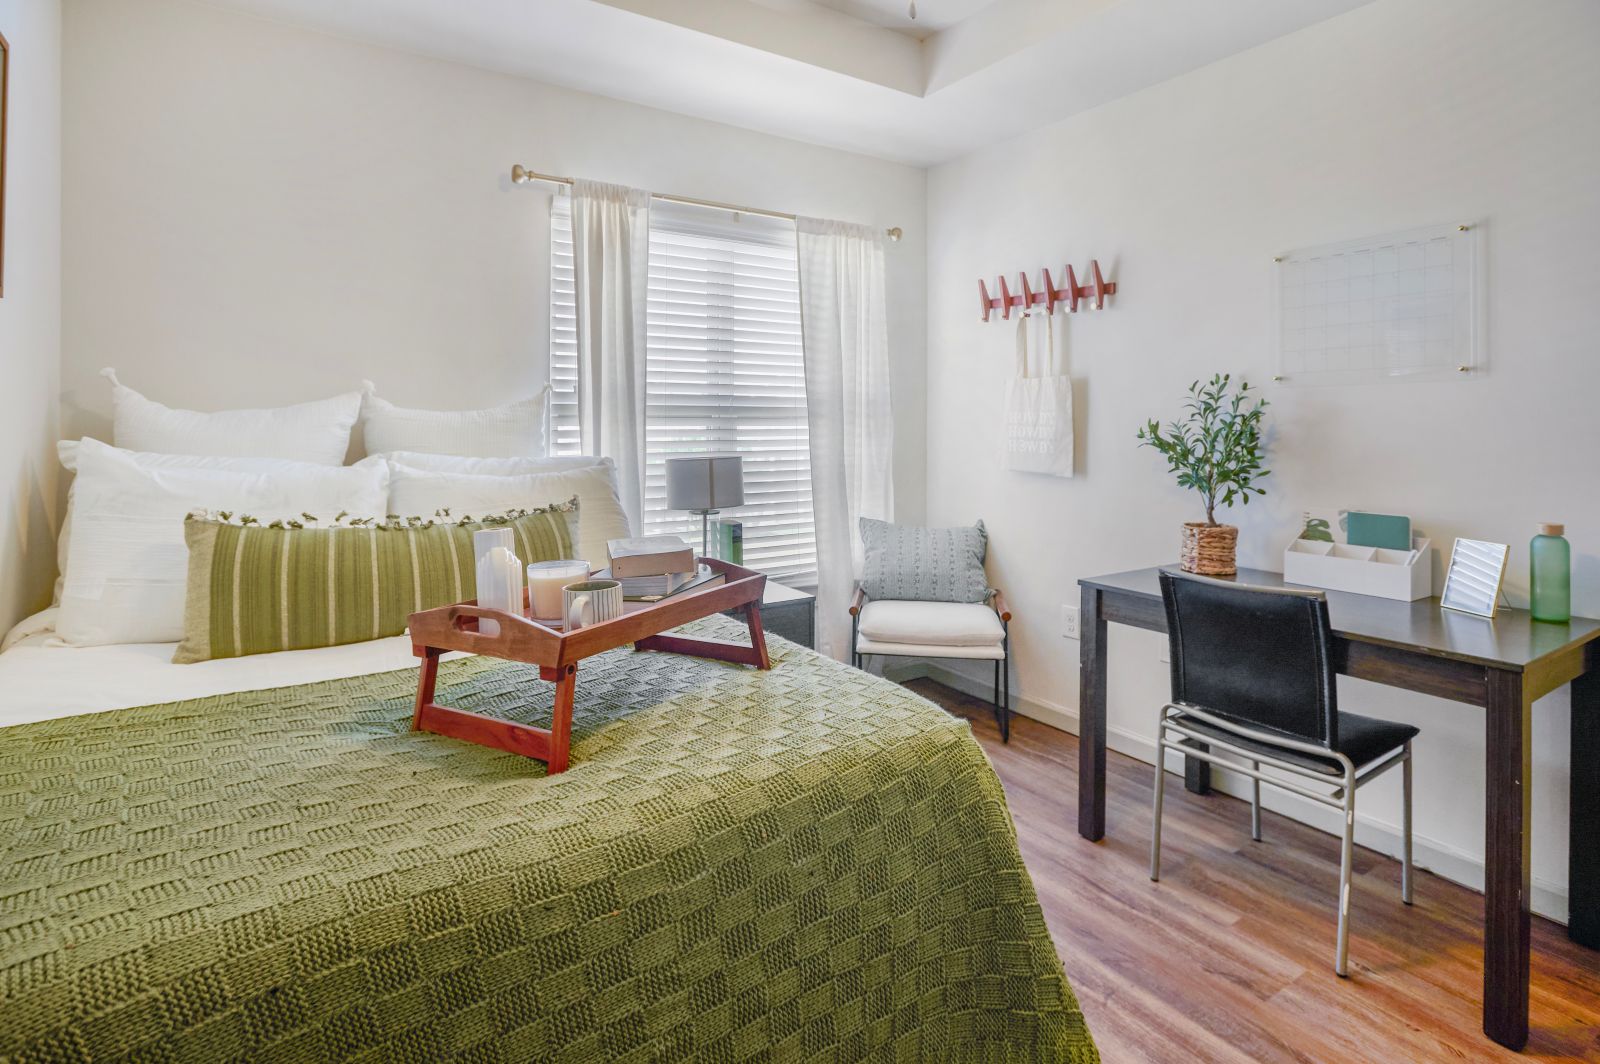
1283 537 1433 601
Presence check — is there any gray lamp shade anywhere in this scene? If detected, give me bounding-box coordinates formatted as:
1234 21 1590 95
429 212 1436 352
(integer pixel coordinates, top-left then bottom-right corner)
666 455 744 511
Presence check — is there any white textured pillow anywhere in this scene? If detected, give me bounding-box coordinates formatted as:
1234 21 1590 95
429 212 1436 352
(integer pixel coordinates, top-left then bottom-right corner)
386 459 629 568
51 437 393 606
360 384 549 458
104 369 362 465
57 438 390 647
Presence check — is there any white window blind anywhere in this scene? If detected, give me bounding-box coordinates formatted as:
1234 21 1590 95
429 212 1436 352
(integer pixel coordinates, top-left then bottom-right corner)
548 202 581 457
549 196 816 584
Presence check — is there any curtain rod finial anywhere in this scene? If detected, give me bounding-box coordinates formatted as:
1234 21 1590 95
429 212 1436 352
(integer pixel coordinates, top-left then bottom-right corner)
886 227 903 242
511 164 530 184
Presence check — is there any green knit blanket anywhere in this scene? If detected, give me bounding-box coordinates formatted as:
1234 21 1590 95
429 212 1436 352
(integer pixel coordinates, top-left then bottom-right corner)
0 620 1097 1062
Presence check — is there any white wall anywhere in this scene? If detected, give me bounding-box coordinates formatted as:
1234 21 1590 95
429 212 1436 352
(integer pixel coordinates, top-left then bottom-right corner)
925 0 1600 920
58 0 927 515
0 0 60 633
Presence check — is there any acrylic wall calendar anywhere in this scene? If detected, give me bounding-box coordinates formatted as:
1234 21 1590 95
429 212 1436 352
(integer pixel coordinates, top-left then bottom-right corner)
1270 222 1485 384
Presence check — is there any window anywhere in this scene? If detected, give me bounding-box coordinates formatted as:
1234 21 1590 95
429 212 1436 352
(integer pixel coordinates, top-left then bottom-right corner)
549 196 816 584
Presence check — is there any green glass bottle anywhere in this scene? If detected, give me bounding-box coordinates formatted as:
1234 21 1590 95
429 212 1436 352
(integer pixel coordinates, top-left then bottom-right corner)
1530 523 1570 623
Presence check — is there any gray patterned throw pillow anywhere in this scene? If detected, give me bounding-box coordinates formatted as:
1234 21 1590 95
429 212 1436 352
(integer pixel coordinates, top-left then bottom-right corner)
859 517 989 603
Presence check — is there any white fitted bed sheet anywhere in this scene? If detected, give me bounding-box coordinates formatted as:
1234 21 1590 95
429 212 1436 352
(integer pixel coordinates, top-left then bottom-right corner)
0 608 458 729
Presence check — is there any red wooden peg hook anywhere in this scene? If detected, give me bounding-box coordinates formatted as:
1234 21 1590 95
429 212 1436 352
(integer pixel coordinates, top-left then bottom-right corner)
1090 259 1109 310
978 262 1117 321
1061 264 1080 313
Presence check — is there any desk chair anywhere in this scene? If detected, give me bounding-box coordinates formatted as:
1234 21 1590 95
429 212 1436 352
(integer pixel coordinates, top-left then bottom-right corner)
1150 569 1418 976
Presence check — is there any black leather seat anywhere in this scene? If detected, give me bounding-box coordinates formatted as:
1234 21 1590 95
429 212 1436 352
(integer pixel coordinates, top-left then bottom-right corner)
1172 709 1419 776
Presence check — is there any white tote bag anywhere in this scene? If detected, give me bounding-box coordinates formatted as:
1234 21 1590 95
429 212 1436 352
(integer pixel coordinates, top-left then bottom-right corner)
1003 313 1075 477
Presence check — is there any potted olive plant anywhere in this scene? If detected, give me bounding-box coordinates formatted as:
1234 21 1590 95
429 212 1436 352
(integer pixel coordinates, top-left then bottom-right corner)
1136 373 1269 575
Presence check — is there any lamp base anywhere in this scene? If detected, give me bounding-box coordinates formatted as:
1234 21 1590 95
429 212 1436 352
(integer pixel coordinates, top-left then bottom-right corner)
691 510 719 559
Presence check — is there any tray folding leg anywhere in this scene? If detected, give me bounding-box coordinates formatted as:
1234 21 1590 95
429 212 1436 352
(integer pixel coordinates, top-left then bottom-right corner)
545 663 576 773
632 601 771 670
411 648 580 773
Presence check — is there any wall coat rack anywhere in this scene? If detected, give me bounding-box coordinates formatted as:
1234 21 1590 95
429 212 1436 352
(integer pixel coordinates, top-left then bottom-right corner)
979 261 1117 321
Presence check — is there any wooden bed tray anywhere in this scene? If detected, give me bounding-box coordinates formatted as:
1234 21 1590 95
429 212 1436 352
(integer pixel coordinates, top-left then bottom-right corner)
408 557 770 772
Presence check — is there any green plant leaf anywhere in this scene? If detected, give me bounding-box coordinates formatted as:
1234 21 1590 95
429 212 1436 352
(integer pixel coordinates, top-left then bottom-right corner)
1135 371 1271 521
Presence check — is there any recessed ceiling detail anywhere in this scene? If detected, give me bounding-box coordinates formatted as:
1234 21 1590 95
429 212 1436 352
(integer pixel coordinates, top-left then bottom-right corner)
806 0 1001 38
198 0 1374 164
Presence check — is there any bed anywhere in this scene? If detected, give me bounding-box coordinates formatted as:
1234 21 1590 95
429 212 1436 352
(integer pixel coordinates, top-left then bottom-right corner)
0 615 1097 1062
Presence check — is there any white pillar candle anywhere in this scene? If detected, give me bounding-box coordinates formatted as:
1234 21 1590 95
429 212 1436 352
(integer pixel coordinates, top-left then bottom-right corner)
475 545 524 638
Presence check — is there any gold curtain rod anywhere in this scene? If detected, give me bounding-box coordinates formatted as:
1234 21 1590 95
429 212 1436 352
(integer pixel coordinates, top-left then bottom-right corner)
511 165 903 242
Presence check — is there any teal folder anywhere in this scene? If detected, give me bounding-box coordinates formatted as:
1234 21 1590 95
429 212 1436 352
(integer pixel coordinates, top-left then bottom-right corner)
1346 511 1411 551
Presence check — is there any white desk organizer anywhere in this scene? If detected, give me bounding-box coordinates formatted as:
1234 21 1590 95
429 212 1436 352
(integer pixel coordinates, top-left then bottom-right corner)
1283 537 1433 601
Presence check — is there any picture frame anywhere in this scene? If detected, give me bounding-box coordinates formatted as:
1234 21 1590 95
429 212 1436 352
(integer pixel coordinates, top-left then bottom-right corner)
1440 537 1509 618
0 30 8 298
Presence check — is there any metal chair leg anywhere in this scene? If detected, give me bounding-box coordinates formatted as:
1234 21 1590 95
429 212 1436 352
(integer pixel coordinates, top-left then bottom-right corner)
999 628 1011 744
1335 774 1356 977
1401 741 1414 905
988 657 1009 744
1003 669 1010 743
1150 727 1167 881
1250 760 1262 841
992 659 1002 736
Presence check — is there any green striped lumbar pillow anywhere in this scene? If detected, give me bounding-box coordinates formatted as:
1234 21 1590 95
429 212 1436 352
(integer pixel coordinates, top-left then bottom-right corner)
174 502 577 663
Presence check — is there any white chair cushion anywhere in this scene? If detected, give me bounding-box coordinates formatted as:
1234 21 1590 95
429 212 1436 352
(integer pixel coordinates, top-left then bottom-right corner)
857 599 1004 649
854 636 1006 661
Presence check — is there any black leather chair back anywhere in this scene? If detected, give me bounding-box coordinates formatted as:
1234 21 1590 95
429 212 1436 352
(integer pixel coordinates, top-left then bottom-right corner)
1159 569 1338 749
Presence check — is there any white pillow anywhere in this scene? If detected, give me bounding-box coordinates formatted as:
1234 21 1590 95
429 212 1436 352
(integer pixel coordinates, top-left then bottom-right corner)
386 459 629 568
51 437 393 606
378 451 606 477
57 438 390 647
360 383 549 458
104 368 362 465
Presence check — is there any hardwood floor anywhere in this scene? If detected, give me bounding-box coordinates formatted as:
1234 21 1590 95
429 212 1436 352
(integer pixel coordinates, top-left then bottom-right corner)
907 680 1600 1063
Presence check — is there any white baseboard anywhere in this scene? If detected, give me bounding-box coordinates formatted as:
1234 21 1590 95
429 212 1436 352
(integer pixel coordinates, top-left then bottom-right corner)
883 659 1570 925
880 659 1081 732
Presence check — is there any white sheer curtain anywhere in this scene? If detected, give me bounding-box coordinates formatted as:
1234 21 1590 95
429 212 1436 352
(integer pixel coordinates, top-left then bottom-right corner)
571 179 650 533
796 218 895 660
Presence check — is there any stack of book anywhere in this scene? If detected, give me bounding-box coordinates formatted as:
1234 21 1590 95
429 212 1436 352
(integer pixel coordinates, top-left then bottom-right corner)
603 535 725 601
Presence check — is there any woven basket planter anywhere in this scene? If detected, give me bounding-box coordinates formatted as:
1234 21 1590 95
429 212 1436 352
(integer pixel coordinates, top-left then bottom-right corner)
1180 522 1238 576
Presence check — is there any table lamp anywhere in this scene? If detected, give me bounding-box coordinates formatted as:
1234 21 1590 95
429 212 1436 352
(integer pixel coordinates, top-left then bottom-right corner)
666 455 744 558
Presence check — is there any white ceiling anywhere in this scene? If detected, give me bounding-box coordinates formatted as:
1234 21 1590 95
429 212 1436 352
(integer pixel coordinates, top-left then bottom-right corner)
807 0 1001 37
200 0 1372 165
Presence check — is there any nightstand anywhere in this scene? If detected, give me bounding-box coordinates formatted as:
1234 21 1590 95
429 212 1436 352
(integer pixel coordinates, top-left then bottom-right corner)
729 579 815 650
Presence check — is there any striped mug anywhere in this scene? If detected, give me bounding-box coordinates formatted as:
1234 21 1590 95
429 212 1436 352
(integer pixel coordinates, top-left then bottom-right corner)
564 579 624 630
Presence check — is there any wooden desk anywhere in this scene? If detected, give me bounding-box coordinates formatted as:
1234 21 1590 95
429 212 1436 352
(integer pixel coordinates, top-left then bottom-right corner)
1077 566 1600 1052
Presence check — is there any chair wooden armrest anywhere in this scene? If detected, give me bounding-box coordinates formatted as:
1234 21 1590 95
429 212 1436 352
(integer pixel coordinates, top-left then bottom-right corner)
849 585 868 617
991 589 1012 624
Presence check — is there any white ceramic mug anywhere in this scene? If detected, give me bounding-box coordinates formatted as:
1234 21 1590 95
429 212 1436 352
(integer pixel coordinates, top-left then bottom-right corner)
564 579 624 630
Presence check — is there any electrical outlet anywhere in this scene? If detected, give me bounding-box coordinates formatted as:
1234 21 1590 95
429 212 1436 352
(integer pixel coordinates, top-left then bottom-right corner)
1061 605 1080 640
